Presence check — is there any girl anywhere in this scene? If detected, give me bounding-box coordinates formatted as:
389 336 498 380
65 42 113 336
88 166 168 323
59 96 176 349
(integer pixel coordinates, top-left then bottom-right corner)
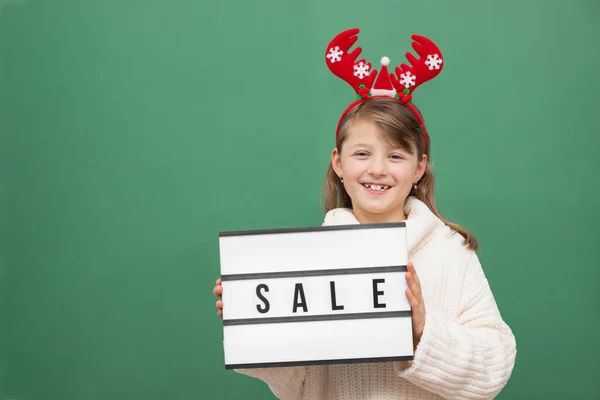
213 29 516 399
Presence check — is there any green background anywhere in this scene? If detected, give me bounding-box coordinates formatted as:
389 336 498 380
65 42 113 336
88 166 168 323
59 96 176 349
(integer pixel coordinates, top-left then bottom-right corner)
1 0 599 398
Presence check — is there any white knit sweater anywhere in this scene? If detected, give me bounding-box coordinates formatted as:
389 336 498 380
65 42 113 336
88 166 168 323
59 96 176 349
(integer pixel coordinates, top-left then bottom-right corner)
235 197 517 399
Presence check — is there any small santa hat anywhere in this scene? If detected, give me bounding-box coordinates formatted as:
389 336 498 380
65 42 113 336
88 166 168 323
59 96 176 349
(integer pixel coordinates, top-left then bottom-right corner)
369 57 397 98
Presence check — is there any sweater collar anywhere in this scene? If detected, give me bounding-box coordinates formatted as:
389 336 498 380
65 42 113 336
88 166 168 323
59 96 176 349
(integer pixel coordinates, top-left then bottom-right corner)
322 196 441 254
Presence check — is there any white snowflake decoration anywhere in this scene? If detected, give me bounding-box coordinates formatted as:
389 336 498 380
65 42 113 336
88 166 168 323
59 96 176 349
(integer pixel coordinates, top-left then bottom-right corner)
353 62 370 79
326 46 343 63
425 54 443 70
400 71 417 88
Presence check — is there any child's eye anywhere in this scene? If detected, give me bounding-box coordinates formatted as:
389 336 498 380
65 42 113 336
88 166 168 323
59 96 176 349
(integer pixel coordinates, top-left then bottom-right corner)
390 154 404 160
354 152 369 157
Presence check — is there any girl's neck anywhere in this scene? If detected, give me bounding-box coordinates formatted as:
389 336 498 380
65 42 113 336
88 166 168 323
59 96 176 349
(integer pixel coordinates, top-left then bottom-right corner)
352 208 407 224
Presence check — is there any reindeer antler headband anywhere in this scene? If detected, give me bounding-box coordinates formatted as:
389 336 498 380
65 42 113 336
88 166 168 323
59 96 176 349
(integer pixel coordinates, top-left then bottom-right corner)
325 28 444 151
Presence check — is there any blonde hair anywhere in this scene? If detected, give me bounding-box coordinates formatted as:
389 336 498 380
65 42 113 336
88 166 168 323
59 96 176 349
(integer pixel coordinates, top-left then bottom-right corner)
321 97 478 251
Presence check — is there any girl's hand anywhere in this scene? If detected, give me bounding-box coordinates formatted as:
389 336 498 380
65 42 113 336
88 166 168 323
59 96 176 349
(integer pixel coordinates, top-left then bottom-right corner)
213 278 223 319
405 262 425 350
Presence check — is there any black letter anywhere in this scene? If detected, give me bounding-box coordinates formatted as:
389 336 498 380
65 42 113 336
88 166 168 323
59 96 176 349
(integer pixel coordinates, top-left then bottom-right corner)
373 279 386 308
256 284 270 313
293 283 308 313
330 281 344 310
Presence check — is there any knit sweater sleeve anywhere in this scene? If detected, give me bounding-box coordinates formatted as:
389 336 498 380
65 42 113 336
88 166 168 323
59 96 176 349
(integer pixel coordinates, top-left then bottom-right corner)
234 367 306 400
394 253 517 399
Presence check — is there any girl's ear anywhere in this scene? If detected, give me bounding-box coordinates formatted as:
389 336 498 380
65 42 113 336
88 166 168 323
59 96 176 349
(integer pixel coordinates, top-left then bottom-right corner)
331 148 343 178
415 154 428 183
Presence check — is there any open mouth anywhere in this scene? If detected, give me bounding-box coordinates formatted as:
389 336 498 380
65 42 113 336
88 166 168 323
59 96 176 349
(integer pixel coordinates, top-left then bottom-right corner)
362 183 391 192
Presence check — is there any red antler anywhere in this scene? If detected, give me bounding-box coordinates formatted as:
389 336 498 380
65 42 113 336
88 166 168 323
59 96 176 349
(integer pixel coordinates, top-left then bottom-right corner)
325 28 377 94
390 35 444 96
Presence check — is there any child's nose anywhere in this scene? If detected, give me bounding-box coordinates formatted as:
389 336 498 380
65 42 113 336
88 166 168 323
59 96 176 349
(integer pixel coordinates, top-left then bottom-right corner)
368 158 387 176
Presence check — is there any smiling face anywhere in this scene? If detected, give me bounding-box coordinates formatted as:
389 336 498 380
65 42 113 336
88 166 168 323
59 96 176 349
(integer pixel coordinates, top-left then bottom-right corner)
331 118 427 224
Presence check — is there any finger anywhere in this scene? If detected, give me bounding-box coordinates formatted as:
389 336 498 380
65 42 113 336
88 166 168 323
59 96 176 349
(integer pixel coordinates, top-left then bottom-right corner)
216 300 223 310
213 285 223 297
407 263 422 296
216 278 221 285
217 309 223 319
405 271 420 300
405 288 419 309
409 263 422 287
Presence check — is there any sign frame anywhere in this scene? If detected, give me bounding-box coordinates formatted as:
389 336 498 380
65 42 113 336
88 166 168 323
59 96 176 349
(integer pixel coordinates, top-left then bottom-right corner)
218 222 414 369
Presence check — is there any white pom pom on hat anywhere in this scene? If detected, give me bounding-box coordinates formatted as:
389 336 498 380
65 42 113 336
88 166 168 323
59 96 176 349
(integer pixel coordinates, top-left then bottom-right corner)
380 56 390 66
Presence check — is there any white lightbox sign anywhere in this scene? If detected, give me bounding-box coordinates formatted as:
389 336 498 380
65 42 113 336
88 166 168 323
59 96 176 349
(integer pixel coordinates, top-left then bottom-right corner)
218 223 413 369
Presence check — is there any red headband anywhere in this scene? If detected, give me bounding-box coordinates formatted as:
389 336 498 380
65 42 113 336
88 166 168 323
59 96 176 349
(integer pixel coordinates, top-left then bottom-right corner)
325 28 444 151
